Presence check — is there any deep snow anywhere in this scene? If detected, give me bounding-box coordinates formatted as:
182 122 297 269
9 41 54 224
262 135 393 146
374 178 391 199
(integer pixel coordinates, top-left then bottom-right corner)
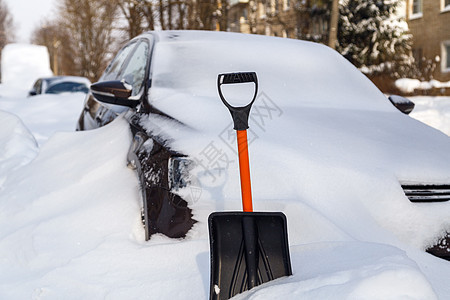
1 85 450 298
0 38 449 299
0 92 86 146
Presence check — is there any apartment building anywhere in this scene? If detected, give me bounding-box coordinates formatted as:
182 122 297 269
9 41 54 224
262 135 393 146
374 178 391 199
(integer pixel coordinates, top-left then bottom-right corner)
406 0 450 81
228 0 329 42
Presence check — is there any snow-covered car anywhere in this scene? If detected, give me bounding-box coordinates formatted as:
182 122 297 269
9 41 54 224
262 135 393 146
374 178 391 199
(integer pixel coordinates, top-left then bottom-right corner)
29 76 90 96
77 30 450 262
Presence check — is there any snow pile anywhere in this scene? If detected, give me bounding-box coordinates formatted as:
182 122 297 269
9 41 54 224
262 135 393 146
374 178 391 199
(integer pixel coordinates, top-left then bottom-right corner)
410 96 450 136
337 0 411 75
0 115 144 299
236 242 436 299
396 78 450 94
0 112 38 189
0 92 86 145
1 43 53 96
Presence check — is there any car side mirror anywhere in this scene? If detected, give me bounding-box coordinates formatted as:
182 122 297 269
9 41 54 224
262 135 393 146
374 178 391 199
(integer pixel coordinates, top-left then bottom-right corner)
90 80 139 107
28 89 37 96
388 95 415 115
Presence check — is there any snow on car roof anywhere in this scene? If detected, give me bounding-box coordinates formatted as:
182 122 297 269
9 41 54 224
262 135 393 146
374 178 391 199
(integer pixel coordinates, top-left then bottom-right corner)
147 30 401 141
150 30 391 112
144 32 450 180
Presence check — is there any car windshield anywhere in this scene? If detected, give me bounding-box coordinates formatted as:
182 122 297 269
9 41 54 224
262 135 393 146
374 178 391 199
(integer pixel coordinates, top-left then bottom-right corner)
44 77 63 85
46 82 89 94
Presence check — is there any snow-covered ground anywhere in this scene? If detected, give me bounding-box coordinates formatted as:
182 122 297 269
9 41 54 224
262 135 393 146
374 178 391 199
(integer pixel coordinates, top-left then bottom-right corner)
0 90 86 146
410 96 450 137
395 78 450 94
0 80 449 299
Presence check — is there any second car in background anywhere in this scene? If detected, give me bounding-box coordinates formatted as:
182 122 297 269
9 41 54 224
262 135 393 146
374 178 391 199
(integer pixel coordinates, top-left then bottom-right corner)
29 76 91 96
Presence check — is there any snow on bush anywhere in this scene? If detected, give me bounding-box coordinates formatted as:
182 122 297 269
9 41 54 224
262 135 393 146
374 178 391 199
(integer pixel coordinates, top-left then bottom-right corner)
396 78 450 94
337 0 412 77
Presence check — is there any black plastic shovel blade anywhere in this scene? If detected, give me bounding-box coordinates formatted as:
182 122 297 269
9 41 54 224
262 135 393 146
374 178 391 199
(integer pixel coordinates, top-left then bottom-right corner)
208 212 292 300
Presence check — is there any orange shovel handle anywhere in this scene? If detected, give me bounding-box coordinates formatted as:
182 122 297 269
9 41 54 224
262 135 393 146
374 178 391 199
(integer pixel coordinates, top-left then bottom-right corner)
217 72 258 213
237 130 253 212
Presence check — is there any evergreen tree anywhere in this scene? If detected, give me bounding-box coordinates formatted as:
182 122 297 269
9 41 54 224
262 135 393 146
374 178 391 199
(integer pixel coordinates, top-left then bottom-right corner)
337 0 412 78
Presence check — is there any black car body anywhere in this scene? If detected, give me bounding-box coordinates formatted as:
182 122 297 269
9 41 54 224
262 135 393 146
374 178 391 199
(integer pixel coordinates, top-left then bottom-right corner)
78 33 195 239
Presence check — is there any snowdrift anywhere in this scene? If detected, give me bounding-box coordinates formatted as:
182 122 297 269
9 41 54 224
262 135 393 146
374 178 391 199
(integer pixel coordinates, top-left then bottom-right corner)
0 112 448 299
1 43 52 96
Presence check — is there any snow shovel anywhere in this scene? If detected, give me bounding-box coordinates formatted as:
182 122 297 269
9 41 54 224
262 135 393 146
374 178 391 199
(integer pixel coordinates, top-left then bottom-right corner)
208 72 292 300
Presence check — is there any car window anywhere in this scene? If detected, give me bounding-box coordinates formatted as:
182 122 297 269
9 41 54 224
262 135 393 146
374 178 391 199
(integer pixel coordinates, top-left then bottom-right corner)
33 79 42 94
101 41 137 81
46 82 89 94
120 41 149 96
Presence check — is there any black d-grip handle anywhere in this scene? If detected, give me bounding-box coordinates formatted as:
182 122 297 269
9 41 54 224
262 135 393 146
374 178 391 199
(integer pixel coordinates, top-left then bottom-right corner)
217 72 258 130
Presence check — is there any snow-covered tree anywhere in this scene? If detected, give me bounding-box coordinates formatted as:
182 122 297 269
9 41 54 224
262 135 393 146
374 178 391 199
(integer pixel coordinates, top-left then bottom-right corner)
337 0 412 77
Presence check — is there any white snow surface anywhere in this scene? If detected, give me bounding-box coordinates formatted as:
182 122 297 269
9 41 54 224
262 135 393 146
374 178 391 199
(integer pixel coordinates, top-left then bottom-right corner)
410 96 450 136
0 34 450 298
0 112 38 186
0 91 86 146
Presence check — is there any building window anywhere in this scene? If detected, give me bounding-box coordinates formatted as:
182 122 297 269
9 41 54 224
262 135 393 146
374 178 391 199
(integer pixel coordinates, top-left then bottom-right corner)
442 41 450 73
412 0 422 14
265 0 272 16
411 0 423 18
283 0 290 10
258 2 265 17
242 8 248 21
413 48 424 70
443 0 450 11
